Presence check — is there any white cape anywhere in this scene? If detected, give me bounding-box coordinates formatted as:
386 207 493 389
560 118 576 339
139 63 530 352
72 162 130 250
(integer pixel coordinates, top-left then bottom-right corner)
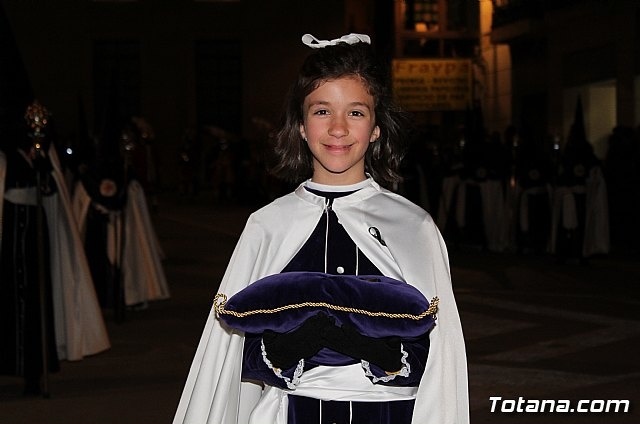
123 179 170 304
1 147 111 361
173 178 469 424
72 178 170 306
549 166 610 256
455 178 508 252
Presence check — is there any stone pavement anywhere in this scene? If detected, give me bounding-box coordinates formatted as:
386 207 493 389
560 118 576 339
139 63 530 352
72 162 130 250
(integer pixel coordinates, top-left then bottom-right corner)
452 248 640 423
1 191 638 424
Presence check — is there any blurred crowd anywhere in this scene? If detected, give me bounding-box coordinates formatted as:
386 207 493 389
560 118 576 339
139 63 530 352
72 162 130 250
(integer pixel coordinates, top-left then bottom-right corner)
1 101 169 396
177 112 639 266
398 121 639 264
176 117 293 207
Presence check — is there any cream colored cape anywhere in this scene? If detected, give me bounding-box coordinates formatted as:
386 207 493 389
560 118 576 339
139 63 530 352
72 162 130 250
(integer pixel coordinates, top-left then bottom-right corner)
72 178 170 306
1 147 110 361
549 166 610 256
173 178 469 424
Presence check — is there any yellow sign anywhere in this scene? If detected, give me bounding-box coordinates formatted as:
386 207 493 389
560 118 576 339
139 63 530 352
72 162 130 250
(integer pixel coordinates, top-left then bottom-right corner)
392 59 472 111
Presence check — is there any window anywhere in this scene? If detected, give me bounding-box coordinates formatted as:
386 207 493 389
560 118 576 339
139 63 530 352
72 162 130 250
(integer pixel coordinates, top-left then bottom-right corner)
92 40 141 143
195 40 242 134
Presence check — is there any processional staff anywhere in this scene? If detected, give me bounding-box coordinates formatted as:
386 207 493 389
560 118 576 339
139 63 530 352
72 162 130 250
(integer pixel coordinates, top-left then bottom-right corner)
25 100 51 399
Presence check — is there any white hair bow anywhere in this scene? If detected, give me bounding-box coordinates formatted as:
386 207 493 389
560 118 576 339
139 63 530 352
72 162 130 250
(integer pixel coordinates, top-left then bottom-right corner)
301 33 371 49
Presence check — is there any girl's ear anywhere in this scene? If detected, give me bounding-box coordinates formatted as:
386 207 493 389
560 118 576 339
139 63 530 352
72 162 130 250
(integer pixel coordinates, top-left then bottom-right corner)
299 123 307 141
370 125 381 143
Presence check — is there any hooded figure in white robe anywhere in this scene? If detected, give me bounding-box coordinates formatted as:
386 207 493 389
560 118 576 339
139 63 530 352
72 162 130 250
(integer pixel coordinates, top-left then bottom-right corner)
72 177 170 307
1 142 110 396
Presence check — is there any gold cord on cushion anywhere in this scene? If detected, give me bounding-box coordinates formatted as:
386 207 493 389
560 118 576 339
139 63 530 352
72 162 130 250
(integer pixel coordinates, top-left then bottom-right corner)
213 293 439 321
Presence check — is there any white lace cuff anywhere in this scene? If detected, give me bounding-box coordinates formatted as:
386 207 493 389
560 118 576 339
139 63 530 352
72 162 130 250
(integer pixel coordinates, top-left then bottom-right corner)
260 338 304 390
361 343 411 383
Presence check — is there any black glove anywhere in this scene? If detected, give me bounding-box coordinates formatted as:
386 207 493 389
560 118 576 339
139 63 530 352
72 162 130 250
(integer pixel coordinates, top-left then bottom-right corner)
262 312 334 369
322 323 402 372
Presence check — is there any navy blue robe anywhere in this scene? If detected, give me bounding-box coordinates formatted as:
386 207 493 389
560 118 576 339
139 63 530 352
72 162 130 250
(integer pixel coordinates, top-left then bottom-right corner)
242 188 428 424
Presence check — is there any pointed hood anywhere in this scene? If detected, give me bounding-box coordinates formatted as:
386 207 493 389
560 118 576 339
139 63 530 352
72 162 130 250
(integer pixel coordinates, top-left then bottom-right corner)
568 95 587 145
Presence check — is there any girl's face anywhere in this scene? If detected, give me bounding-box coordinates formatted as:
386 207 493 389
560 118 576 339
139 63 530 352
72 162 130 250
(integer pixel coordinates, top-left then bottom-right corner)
300 76 380 185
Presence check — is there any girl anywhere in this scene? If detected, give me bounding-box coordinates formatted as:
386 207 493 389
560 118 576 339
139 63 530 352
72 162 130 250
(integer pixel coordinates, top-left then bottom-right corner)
173 33 468 424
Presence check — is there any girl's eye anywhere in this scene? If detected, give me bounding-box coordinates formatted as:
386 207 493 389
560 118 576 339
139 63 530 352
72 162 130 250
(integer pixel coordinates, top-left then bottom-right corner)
349 110 365 117
312 109 329 115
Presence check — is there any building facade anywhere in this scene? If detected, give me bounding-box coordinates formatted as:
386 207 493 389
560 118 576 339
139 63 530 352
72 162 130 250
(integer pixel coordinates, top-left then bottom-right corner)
488 0 640 158
7 0 637 186
3 0 353 188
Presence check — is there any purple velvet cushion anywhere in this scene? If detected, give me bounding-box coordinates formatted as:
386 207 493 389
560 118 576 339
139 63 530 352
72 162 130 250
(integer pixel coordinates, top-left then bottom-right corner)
214 271 437 338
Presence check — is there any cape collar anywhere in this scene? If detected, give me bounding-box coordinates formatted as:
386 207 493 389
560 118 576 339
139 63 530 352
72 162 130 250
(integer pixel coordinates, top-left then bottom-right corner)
294 177 382 208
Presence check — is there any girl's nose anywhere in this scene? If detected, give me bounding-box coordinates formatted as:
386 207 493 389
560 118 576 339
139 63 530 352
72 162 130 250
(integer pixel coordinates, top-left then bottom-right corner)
328 117 349 138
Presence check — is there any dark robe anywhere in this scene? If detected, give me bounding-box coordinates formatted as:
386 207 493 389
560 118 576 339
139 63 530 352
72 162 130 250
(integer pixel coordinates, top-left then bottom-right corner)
0 148 60 392
79 163 127 309
242 187 427 424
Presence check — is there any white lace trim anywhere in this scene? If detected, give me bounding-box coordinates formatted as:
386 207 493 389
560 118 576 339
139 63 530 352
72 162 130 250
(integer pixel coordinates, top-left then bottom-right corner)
260 338 305 390
260 339 411 388
361 343 411 383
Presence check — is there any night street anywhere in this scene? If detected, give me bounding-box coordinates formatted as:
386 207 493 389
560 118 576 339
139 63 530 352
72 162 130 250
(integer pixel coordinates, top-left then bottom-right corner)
2 1 640 423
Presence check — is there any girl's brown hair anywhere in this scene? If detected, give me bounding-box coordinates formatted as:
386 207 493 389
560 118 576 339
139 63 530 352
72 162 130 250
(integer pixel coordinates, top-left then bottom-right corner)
270 40 411 187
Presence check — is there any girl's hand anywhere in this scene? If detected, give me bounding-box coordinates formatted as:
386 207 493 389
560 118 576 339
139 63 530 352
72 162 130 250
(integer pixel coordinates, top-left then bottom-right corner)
262 312 334 369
